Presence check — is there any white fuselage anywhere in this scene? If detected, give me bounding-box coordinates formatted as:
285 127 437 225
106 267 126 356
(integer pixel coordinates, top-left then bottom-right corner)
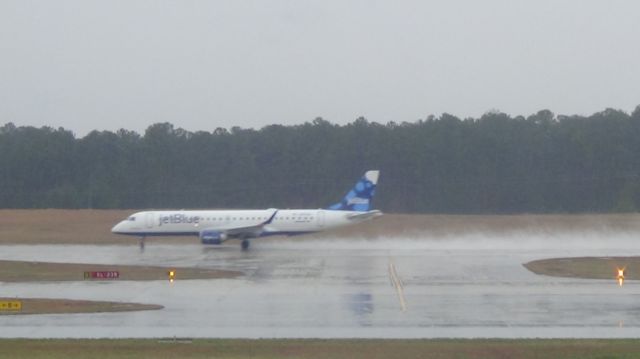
111 208 368 237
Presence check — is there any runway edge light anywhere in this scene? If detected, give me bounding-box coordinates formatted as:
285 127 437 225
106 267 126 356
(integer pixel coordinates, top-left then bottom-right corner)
168 270 176 283
617 267 625 287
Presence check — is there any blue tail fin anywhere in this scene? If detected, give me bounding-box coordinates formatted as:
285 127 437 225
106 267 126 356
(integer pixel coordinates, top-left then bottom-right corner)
328 170 380 212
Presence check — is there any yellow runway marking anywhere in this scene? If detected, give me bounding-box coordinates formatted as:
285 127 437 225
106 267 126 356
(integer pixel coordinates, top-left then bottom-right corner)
388 259 407 312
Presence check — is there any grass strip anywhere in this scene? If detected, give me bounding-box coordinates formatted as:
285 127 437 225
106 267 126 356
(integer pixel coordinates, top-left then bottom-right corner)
524 256 640 280
2 339 640 359
0 297 162 316
0 260 242 282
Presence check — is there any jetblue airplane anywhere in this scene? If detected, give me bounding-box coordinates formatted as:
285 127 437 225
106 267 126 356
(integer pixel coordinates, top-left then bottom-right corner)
111 170 382 249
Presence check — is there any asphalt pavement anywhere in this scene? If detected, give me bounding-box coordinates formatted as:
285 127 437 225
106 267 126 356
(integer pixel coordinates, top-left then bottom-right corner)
1 232 640 338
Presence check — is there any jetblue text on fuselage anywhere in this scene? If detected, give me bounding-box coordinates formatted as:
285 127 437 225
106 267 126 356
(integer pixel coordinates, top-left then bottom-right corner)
159 213 200 226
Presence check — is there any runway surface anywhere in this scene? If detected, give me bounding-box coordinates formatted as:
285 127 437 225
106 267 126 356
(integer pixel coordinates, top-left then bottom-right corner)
2 232 640 338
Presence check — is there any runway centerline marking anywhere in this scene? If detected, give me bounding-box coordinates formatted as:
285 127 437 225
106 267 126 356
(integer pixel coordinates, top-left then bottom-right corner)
388 258 407 312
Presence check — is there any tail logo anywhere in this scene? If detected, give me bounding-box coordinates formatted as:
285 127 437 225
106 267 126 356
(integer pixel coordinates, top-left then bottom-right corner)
328 170 379 212
347 197 369 205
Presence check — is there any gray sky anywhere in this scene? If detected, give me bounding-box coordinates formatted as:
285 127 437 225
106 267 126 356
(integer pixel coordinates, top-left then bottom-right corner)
1 0 639 136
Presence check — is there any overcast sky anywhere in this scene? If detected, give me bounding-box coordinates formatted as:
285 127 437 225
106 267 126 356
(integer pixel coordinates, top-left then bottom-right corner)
1 0 639 136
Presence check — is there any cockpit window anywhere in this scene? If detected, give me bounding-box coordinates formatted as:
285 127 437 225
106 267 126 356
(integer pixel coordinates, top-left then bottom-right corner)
128 216 136 221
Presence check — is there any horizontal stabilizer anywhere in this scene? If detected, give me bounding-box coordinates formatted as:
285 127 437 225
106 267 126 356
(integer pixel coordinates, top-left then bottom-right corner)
347 210 383 221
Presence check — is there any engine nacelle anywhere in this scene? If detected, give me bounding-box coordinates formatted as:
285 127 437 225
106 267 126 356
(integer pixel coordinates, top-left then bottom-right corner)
200 230 227 245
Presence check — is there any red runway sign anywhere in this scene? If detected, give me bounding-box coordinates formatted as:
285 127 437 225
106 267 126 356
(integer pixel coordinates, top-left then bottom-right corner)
84 271 119 279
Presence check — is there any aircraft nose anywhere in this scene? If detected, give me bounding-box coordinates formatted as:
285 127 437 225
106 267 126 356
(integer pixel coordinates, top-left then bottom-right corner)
111 221 124 233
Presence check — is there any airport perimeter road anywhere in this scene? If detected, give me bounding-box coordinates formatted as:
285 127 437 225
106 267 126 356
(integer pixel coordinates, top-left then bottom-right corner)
1 233 640 338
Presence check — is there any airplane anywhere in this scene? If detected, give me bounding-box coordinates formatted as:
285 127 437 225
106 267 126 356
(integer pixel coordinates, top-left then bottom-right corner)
111 170 382 250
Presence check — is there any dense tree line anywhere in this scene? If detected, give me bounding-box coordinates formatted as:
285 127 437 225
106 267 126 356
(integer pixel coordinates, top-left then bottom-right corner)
1 106 640 213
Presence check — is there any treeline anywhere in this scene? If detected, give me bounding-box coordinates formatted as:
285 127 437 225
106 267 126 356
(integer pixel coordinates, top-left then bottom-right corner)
1 107 640 213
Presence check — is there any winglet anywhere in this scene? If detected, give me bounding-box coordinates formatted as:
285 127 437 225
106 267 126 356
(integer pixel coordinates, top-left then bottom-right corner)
263 209 278 225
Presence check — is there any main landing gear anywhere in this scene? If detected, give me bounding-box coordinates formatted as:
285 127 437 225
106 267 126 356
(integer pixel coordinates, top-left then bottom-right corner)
241 239 250 251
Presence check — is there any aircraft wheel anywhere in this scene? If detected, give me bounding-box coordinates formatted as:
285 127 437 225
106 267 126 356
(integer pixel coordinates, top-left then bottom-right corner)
241 239 250 250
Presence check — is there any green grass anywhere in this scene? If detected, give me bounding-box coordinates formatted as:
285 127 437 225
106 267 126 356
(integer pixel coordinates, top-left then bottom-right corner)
524 257 639 280
0 260 242 282
2 339 640 359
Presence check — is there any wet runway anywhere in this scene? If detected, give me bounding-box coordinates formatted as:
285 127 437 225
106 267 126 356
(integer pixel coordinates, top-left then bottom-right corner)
2 232 640 338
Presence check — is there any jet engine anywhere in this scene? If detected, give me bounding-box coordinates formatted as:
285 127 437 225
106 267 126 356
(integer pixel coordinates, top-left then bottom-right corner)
200 230 227 245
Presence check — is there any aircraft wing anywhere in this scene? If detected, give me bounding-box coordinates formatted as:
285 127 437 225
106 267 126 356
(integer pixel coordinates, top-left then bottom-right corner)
210 209 279 238
347 210 383 221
